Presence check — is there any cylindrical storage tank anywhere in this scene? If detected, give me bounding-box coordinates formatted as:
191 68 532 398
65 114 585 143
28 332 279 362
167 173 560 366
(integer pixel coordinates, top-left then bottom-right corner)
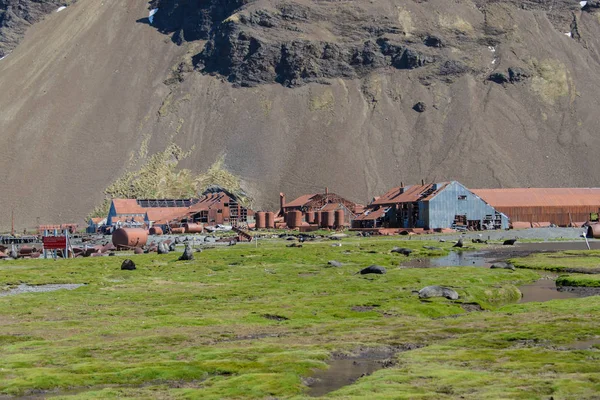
149 226 163 236
306 211 316 224
334 210 345 227
287 211 303 229
315 211 322 227
112 228 148 250
265 212 275 229
321 211 335 228
171 227 185 234
184 223 203 234
587 223 600 238
255 212 267 229
19 246 34 255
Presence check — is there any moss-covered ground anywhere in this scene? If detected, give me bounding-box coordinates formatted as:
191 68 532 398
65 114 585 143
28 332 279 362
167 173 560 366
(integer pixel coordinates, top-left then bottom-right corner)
1 238 599 399
556 274 600 287
510 250 600 273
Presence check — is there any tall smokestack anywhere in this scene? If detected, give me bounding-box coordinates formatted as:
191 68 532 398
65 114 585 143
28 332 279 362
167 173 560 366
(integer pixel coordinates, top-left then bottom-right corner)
279 193 286 215
325 187 329 195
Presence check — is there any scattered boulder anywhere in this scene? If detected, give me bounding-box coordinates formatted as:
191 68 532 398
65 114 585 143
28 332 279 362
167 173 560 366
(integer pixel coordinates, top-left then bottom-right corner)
121 259 136 270
508 67 530 83
178 245 194 261
423 246 442 251
418 285 459 300
488 72 509 84
328 260 343 267
358 265 387 275
490 262 515 271
391 247 413 256
424 35 444 47
287 243 303 248
439 60 468 76
133 248 144 255
413 102 426 112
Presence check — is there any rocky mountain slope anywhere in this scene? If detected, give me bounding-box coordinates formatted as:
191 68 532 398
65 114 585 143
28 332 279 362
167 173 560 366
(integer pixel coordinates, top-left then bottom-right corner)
2 0 600 228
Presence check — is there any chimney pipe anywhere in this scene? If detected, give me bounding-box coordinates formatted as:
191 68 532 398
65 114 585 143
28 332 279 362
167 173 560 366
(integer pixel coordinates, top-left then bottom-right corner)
325 187 329 195
279 193 286 215
421 179 424 185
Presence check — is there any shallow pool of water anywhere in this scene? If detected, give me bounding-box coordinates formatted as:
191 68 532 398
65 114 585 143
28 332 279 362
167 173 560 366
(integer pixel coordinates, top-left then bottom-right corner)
518 278 582 303
401 251 493 268
307 358 386 397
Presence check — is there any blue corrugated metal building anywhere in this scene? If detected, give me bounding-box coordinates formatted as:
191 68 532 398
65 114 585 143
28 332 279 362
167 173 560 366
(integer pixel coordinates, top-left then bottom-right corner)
353 181 509 230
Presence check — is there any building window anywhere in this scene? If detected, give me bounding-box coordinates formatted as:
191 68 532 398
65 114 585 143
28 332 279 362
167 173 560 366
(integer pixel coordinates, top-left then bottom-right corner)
458 195 467 200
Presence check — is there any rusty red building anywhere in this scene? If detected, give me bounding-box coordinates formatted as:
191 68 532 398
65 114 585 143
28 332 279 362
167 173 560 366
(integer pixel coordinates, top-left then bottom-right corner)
278 188 364 228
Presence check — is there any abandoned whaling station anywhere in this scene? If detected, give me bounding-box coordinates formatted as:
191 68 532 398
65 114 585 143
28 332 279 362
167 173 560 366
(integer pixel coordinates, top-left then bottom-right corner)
4 181 600 259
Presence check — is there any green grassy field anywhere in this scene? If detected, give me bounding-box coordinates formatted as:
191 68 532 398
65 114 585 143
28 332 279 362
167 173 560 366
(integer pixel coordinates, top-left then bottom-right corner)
1 238 599 399
556 274 600 287
510 250 600 273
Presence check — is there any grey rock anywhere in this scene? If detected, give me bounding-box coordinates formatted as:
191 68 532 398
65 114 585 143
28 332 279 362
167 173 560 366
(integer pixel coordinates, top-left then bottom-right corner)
328 260 343 267
508 67 530 83
418 285 459 300
489 72 509 84
413 102 426 113
359 265 387 275
424 35 444 47
121 259 136 270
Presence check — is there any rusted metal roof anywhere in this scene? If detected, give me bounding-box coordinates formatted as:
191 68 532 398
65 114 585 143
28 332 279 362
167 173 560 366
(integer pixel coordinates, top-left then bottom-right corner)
354 207 389 221
146 208 189 222
284 194 317 208
372 183 450 206
472 188 600 207
111 199 145 215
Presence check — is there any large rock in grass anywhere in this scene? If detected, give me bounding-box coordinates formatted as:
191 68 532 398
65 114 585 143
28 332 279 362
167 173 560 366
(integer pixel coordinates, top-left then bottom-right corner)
121 259 136 270
418 285 459 300
328 260 343 267
178 245 194 261
359 265 387 275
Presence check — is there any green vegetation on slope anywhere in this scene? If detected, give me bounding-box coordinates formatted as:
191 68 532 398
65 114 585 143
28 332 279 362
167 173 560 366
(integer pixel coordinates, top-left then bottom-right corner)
0 238 599 399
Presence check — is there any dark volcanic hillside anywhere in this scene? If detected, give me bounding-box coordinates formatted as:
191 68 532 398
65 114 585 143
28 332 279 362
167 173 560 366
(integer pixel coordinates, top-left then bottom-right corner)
2 0 600 228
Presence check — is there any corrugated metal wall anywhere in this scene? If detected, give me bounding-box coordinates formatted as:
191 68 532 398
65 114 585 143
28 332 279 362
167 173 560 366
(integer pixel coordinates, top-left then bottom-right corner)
428 182 509 229
493 206 597 226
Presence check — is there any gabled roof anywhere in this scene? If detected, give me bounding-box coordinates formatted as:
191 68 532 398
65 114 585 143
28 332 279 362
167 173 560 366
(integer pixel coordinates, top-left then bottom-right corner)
90 217 106 224
188 192 232 213
111 216 145 224
284 194 317 208
372 183 450 205
472 188 600 207
111 199 145 215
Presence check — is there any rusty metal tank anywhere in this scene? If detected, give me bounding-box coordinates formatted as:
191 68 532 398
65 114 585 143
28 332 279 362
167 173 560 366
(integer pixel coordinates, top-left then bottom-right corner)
112 228 148 250
171 227 185 234
184 223 203 234
265 212 275 229
334 209 345 227
305 211 316 224
315 211 322 227
255 212 267 229
149 226 163 235
287 210 303 229
587 223 600 238
321 211 335 228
